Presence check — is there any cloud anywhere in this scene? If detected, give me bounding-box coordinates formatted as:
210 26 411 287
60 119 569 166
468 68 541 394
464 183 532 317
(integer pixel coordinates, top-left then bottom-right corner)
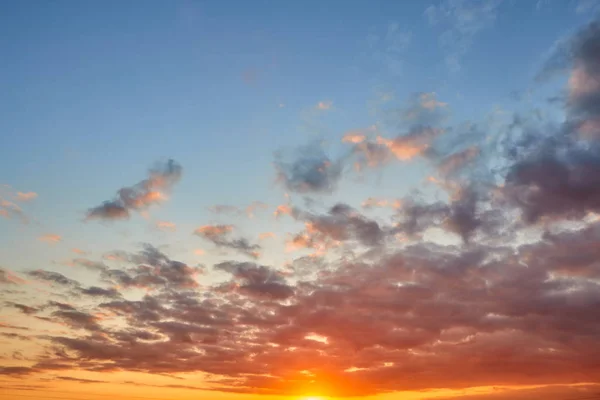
54 376 108 384
425 0 503 72
8 17 600 400
0 267 25 285
500 21 600 223
16 192 37 201
101 244 203 290
258 232 276 240
275 142 343 194
51 310 102 331
0 198 27 223
28 270 79 287
71 248 88 255
273 203 294 218
5 302 39 315
437 146 480 177
38 234 61 244
362 197 402 210
316 101 333 110
156 221 177 232
194 225 260 259
364 22 412 76
214 261 295 300
86 159 182 221
10 221 600 396
208 201 268 218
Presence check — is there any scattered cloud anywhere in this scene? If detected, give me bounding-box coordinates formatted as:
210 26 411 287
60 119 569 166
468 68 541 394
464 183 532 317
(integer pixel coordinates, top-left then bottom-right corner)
86 159 182 221
364 22 412 75
7 13 600 400
316 100 333 110
275 142 343 194
156 221 177 232
425 0 503 72
0 198 27 223
258 232 276 240
194 225 261 259
71 248 88 255
38 234 62 244
16 192 38 201
0 267 25 285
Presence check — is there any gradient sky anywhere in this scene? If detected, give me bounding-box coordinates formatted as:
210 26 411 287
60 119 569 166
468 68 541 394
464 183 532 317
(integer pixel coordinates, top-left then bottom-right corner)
2 1 600 400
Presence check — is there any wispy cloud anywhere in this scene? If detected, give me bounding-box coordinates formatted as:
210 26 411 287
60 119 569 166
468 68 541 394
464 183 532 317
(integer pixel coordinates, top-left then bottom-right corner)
316 100 333 110
425 0 503 72
16 192 37 202
38 234 62 244
156 220 177 232
194 225 261 259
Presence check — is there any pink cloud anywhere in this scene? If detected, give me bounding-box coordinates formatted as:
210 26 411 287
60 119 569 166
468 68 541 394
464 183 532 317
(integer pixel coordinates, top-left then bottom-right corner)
156 221 177 232
38 234 62 244
16 192 38 202
316 100 333 110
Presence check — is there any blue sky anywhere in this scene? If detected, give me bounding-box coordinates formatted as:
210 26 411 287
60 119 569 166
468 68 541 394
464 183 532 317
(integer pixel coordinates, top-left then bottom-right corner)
0 0 586 270
3 1 600 399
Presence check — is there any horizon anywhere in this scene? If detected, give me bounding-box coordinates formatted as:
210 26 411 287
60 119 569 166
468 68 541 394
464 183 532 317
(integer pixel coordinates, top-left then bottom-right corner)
2 1 600 400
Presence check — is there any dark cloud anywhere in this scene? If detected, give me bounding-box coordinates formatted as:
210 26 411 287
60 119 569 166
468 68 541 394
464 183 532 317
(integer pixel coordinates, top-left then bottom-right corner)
5 302 39 315
79 286 121 298
295 203 387 249
214 261 295 300
45 301 77 311
20 228 598 396
51 310 102 332
501 22 600 223
194 225 261 259
86 159 182 221
54 376 108 384
275 142 343 194
27 270 80 287
100 244 202 290
0 366 35 375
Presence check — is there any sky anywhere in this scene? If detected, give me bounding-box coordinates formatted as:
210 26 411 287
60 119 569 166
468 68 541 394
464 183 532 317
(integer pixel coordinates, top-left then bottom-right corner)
2 0 600 400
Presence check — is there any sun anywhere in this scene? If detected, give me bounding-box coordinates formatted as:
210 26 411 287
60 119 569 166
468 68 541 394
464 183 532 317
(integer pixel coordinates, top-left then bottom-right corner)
302 397 325 400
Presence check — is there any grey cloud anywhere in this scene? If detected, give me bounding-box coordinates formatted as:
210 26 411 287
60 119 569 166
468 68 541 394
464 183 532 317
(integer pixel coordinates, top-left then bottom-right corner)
86 159 182 221
274 142 343 194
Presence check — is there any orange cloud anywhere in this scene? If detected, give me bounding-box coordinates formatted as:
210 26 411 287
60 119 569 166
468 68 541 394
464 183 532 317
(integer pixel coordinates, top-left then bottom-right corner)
245 201 268 218
156 221 176 232
194 225 233 238
16 192 38 202
193 249 205 256
39 234 61 244
361 197 402 210
342 133 366 144
377 127 442 161
259 232 276 240
274 204 293 218
71 248 88 255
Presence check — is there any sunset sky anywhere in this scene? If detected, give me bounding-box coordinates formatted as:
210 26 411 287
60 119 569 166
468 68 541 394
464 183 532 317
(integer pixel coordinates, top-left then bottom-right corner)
3 1 600 400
